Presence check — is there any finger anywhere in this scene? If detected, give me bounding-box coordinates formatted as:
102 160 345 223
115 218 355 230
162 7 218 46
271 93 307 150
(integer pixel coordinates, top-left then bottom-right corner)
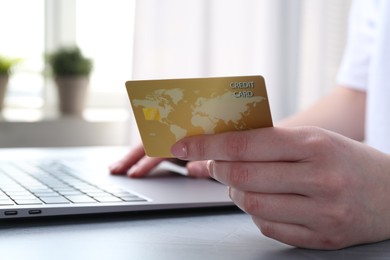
171 126 327 162
208 160 317 195
109 144 145 174
252 217 345 250
187 161 210 178
127 156 165 178
229 188 315 225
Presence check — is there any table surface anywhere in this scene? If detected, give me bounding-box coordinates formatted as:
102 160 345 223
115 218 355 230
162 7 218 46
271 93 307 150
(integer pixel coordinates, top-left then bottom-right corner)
1 207 390 260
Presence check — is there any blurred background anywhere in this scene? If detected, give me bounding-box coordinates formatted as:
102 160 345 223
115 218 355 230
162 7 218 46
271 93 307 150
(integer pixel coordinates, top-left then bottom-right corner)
0 0 351 148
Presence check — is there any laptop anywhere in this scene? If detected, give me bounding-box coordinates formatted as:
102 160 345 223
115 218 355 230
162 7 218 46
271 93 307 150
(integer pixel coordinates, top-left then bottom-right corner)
0 146 233 219
0 75 272 219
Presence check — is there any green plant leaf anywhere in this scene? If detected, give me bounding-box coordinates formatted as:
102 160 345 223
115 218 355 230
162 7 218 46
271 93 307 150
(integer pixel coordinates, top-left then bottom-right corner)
0 55 21 76
47 46 93 77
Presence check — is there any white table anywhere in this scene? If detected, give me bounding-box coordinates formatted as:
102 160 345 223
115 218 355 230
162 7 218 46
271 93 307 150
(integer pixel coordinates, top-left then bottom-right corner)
1 207 389 260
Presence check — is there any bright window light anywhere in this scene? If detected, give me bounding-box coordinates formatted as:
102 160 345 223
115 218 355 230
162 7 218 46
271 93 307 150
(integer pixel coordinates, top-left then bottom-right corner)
0 0 135 121
0 0 45 114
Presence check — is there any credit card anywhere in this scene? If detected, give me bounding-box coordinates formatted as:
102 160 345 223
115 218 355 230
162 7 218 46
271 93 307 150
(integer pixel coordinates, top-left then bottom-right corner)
125 75 273 157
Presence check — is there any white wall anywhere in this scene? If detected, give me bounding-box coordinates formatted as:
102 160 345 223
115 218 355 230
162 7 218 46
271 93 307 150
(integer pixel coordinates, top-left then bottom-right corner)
133 0 352 121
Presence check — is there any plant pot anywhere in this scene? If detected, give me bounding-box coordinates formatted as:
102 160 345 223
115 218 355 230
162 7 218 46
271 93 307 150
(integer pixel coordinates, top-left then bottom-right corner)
0 75 9 112
55 76 89 116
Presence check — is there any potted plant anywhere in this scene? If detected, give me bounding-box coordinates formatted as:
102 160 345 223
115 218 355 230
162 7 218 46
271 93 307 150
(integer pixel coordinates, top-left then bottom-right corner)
0 55 20 112
47 46 93 116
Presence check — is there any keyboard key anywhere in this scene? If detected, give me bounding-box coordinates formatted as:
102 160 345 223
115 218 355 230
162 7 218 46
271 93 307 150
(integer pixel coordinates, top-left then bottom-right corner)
33 191 60 197
120 196 148 202
39 196 70 204
0 194 10 199
65 195 97 203
2 187 28 193
4 191 32 196
85 191 112 197
29 188 55 193
53 187 78 192
8 195 37 200
82 187 105 193
93 196 123 203
110 191 137 197
0 199 15 205
58 190 84 196
14 199 43 205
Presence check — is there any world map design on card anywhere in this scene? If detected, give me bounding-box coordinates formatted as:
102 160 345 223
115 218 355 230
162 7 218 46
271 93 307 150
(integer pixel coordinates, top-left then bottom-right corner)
126 76 273 157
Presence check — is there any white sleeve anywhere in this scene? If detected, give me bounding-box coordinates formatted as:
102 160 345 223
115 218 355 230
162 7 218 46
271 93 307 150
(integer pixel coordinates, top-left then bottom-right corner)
337 0 378 90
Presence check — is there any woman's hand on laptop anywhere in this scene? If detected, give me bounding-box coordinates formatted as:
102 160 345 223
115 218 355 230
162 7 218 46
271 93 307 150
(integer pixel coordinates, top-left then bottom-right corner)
109 143 210 178
170 126 390 250
109 143 162 177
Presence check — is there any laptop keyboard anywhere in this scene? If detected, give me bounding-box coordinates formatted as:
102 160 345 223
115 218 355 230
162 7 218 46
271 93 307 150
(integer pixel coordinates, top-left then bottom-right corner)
0 161 147 206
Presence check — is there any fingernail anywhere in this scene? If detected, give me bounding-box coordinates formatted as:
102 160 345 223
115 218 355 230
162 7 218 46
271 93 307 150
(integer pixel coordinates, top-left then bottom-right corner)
207 160 215 178
171 143 187 159
109 162 122 173
127 165 138 177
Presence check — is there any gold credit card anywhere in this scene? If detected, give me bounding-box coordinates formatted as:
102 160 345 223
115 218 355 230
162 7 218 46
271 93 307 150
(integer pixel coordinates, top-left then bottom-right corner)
125 75 273 157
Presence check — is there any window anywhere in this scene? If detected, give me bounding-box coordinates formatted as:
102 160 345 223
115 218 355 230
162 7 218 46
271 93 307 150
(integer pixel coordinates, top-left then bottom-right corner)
0 0 45 121
0 0 136 121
